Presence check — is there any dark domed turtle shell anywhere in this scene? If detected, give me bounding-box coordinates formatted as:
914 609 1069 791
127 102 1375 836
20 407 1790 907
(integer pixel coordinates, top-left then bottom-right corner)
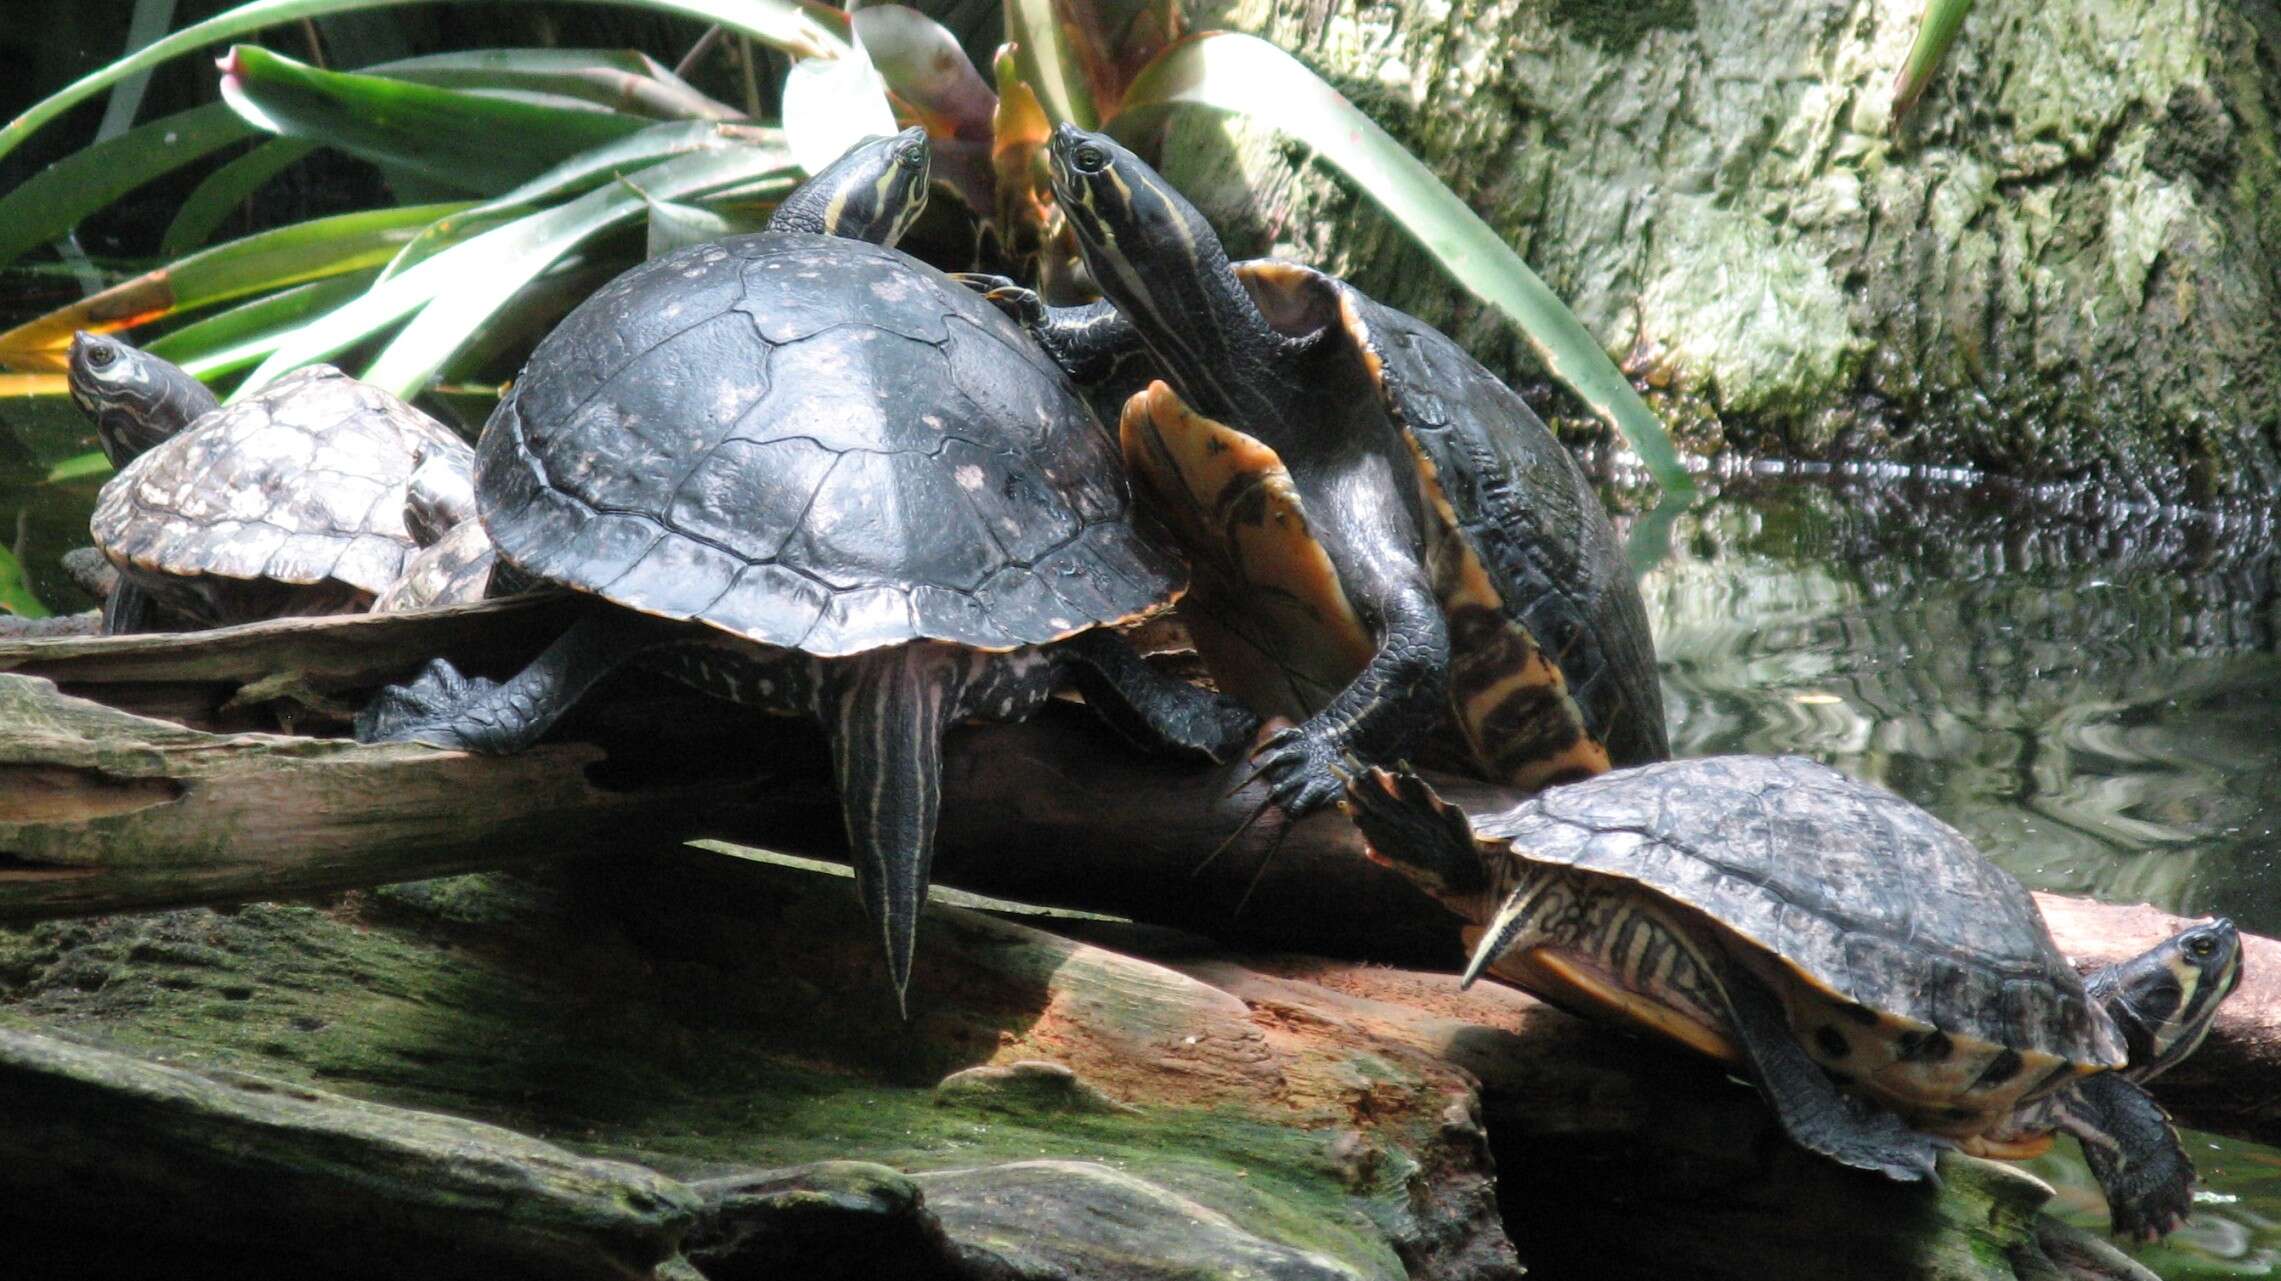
479 234 1177 651
91 365 474 626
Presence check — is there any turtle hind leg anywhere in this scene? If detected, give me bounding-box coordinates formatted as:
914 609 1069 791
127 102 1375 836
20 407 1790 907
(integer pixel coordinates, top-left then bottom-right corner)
2052 1072 2195 1240
1052 628 1258 762
1721 963 1946 1183
355 609 655 753
821 644 978 1017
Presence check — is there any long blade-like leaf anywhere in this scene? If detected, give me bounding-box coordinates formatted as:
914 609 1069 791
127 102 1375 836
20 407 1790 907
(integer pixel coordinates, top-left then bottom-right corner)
0 104 255 266
0 0 847 166
1119 33 1692 494
146 272 379 376
378 47 743 120
159 137 317 257
0 203 465 368
237 142 794 397
1005 0 1096 129
219 45 651 195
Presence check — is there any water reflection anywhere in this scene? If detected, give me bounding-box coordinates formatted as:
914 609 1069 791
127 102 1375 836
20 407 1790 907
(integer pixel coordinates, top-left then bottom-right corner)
1639 472 2281 934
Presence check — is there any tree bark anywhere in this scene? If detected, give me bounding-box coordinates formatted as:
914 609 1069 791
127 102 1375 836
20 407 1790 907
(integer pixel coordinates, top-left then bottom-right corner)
1171 0 2281 497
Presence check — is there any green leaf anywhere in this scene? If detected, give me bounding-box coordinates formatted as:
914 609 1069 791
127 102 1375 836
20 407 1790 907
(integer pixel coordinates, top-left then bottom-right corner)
236 142 795 398
378 47 743 121
378 120 784 278
160 137 317 257
638 189 767 258
0 543 52 620
1119 33 1693 496
1891 0 1975 122
0 104 256 267
219 45 652 196
146 272 379 377
0 0 849 168
44 452 114 485
1005 0 1097 129
0 203 466 367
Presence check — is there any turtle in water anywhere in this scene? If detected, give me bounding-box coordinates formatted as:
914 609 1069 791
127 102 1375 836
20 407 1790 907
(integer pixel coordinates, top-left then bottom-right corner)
68 332 477 633
1344 755 2243 1238
975 124 1665 824
358 129 1255 1007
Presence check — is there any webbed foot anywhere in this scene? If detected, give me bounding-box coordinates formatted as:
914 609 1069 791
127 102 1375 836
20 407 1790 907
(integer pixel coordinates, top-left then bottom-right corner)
355 658 511 753
948 272 1044 325
1251 722 1347 818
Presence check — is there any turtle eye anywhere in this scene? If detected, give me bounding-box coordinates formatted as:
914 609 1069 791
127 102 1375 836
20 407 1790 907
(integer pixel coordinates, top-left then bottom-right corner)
85 344 114 369
1071 144 1110 174
2186 934 2215 959
897 143 926 172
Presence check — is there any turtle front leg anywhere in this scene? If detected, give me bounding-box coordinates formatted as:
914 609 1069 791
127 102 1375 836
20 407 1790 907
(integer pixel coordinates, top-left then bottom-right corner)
948 275 1140 384
1254 573 1450 817
2048 1072 2196 1240
1720 960 1947 1183
355 608 657 753
1051 628 1258 762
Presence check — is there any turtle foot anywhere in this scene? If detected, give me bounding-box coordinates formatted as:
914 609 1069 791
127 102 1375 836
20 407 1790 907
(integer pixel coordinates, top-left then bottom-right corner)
1251 723 1347 818
355 658 510 753
1156 690 1260 764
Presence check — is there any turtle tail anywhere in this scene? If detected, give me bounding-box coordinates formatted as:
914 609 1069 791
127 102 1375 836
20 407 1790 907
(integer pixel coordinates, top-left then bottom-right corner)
825 645 962 1017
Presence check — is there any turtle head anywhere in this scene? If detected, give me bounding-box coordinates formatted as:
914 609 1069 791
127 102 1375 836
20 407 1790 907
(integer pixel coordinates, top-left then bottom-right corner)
1343 766 1497 914
767 125 931 246
68 331 219 468
1046 123 1257 374
2088 917 2243 1082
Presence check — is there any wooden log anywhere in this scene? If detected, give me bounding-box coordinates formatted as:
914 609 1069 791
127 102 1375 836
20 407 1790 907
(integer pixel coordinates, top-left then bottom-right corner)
0 629 2269 1153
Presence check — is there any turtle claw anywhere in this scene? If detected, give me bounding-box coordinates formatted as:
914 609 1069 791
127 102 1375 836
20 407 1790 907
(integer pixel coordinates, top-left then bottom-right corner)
1252 724 1347 819
355 658 503 752
949 273 1044 324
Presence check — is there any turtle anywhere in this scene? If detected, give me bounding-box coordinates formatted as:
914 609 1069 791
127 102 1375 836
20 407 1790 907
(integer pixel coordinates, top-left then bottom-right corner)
1342 754 2244 1239
970 124 1666 825
357 128 1256 1008
67 331 478 633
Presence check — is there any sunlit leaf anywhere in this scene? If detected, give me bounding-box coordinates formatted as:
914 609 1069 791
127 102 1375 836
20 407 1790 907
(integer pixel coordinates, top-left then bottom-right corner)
1055 0 1184 120
1005 0 1096 129
0 104 255 267
638 187 766 258
44 451 113 484
782 23 897 173
0 544 52 620
1891 0 1975 122
378 47 742 120
0 0 848 167
857 5 996 211
988 48 1057 283
1120 33 1693 495
146 273 379 377
236 142 794 397
0 204 465 370
219 45 651 196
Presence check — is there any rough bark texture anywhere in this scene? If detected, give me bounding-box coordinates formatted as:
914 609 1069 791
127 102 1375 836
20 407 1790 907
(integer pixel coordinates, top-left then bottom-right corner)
0 617 2243 1277
1173 0 2281 498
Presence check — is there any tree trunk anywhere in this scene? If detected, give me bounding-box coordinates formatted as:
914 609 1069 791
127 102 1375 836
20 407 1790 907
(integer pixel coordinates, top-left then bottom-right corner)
1174 0 2281 498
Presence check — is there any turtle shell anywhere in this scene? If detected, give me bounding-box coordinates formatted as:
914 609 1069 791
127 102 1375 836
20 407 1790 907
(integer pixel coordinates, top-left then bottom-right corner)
372 518 497 612
1327 281 1669 769
1485 755 2126 1089
478 233 1181 657
91 365 475 625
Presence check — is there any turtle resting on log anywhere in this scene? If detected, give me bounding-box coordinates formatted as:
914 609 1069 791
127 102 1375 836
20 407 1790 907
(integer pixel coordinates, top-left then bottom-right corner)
358 128 1255 1009
67 332 478 633
965 125 1666 820
1344 754 2244 1239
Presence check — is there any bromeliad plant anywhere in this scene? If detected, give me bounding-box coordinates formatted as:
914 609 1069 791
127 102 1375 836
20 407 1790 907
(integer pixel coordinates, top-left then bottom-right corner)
0 0 1689 496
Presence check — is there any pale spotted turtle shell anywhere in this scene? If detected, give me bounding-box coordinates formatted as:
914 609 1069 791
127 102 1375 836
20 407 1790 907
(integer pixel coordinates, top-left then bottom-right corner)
478 233 1182 657
1486 755 2126 1073
91 365 474 624
372 517 497 612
